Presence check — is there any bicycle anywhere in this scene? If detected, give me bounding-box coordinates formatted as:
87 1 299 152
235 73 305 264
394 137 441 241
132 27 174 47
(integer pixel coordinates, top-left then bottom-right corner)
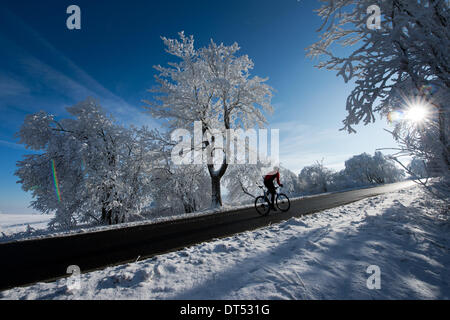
254 185 291 216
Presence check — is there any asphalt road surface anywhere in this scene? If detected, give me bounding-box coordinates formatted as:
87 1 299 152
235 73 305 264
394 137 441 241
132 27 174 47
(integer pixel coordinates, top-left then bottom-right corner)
0 181 414 291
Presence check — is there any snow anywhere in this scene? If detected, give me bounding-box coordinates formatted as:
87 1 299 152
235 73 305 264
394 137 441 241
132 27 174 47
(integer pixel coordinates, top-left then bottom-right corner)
1 184 449 300
0 213 54 238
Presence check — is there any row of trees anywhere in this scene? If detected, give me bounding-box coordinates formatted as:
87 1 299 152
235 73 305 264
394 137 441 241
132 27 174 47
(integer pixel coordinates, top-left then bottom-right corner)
15 98 215 228
297 152 406 196
15 94 407 228
225 152 407 204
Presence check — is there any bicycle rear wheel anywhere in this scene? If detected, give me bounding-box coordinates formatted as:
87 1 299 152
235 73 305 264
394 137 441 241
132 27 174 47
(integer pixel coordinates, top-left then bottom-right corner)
255 196 270 216
276 193 290 212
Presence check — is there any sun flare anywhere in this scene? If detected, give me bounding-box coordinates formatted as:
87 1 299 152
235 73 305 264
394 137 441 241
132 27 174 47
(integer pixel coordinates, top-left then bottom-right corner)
405 104 429 123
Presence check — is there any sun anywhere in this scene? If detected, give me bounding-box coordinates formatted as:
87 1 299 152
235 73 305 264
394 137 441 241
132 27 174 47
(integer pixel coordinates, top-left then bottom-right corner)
405 104 429 123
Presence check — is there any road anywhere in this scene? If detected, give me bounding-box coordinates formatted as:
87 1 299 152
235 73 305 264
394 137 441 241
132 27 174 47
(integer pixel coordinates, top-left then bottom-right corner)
0 181 414 291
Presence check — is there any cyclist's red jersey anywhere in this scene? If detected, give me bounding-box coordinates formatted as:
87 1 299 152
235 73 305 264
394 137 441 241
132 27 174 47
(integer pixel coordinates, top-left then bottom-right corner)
264 171 281 185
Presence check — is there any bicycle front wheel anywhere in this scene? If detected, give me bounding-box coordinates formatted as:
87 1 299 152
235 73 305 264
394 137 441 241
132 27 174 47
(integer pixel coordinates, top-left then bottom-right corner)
255 196 270 216
276 193 290 212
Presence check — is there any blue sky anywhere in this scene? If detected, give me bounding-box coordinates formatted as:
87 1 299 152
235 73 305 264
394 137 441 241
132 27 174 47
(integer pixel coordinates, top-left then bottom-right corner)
0 0 398 214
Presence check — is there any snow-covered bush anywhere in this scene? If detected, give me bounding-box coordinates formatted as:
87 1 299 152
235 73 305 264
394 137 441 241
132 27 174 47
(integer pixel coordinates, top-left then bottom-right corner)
149 164 211 215
279 166 303 197
298 160 335 194
297 153 405 195
343 152 405 186
330 170 358 191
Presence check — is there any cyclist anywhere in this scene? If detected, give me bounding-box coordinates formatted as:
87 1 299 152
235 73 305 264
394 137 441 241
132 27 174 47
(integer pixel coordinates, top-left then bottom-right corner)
264 166 283 210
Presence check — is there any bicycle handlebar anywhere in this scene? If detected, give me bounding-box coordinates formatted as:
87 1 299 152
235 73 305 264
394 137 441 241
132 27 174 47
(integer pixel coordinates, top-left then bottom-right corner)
258 185 282 189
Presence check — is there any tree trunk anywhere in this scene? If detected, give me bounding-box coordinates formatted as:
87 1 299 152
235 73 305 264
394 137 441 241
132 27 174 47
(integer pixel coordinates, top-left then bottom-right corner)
208 162 228 208
211 175 222 207
101 187 113 225
203 121 228 208
101 205 112 225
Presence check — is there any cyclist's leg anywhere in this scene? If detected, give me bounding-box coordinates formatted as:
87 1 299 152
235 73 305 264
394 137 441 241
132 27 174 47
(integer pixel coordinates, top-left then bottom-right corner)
270 187 275 205
264 180 276 207
263 180 270 200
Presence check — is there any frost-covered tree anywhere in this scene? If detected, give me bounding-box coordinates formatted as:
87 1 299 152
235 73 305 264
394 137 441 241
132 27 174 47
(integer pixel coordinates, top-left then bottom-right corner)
308 0 448 130
223 162 265 205
308 0 449 195
15 98 156 228
149 164 211 215
344 152 405 185
298 160 335 194
297 153 405 194
385 98 450 199
144 32 274 207
331 169 357 191
279 166 303 197
408 157 428 179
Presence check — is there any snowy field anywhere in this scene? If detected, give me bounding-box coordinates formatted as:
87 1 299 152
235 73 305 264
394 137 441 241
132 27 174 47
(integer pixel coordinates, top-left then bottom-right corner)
0 213 54 239
1 183 449 300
